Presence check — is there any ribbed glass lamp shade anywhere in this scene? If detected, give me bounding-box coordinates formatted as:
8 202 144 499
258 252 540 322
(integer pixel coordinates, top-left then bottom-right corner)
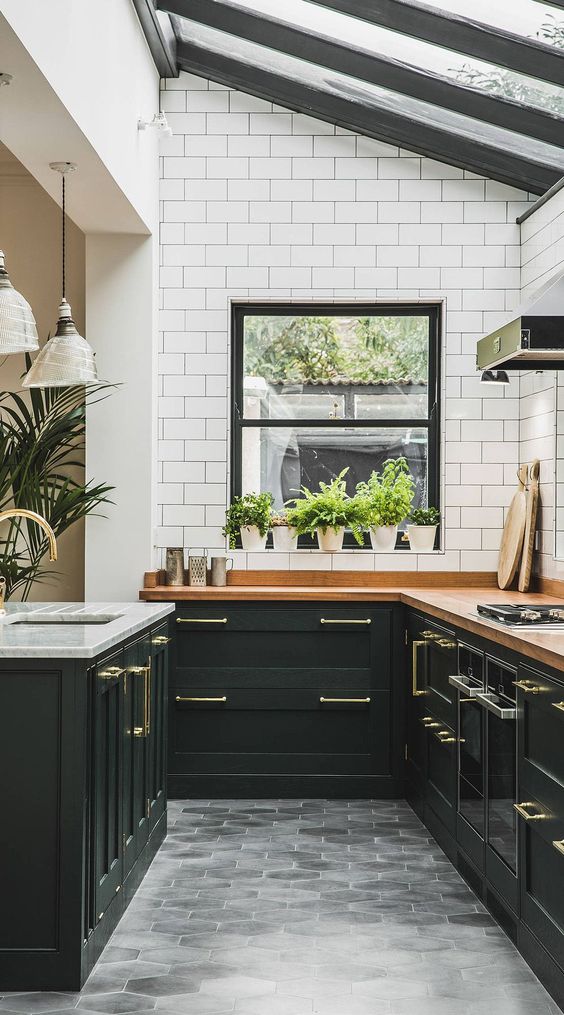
0 250 39 354
22 299 97 388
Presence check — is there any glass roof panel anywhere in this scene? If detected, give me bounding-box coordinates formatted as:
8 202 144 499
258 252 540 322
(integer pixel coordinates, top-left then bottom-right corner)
230 0 564 115
175 17 564 172
417 0 564 47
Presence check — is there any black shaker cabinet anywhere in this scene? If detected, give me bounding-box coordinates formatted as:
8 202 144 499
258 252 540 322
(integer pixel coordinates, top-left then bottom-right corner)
0 619 170 992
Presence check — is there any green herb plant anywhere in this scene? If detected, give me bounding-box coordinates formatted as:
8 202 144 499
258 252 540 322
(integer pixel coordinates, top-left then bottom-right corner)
286 469 364 546
222 492 274 549
355 457 415 529
408 506 440 527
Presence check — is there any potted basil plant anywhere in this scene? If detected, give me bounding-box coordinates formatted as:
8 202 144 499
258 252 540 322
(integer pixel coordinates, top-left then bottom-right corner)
407 506 440 552
286 469 364 552
223 492 273 551
271 511 299 552
355 457 415 552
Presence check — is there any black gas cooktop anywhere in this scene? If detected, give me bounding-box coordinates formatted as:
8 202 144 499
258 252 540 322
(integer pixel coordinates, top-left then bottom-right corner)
477 603 564 628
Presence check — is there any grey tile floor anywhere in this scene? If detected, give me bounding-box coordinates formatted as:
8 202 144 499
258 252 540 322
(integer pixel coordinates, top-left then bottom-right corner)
2 800 562 1015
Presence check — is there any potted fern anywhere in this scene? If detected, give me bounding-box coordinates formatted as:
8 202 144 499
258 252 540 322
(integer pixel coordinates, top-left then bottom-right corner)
287 469 363 552
355 457 415 552
271 511 299 552
223 492 273 551
407 506 440 552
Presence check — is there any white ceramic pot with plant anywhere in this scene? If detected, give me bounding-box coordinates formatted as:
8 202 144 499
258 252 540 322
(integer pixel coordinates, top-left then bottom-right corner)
271 513 298 551
407 507 440 552
222 492 273 551
355 457 415 552
286 468 364 553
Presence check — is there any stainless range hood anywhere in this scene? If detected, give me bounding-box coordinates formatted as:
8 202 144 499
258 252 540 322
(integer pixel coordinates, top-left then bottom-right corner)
476 274 564 371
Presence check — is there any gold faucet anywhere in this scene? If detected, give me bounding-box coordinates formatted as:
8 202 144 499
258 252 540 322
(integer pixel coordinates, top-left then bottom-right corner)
0 509 58 614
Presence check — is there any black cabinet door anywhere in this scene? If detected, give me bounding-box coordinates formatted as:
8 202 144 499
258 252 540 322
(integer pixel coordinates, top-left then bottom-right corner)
425 716 458 835
406 614 430 812
93 652 125 921
122 640 149 878
147 626 169 831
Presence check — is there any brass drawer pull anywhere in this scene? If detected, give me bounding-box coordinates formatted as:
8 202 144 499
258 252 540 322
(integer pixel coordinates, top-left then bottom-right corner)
421 630 439 639
176 695 227 703
552 701 564 713
320 618 371 625
152 635 170 645
420 717 440 727
437 638 456 649
513 680 541 694
553 839 564 856
129 663 151 736
434 730 464 744
319 696 370 704
412 640 427 698
99 665 126 680
177 617 228 624
514 801 547 821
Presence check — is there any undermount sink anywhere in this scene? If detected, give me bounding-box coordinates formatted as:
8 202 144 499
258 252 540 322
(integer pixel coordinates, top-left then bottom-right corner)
8 613 123 626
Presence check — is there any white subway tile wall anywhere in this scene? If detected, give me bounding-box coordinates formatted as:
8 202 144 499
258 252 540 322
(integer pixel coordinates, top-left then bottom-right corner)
158 73 533 572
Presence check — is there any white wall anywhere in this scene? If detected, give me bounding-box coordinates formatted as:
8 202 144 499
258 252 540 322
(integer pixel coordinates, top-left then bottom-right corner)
156 72 532 574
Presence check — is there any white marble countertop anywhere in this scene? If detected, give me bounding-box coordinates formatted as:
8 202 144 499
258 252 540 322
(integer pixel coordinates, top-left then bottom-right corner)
0 602 175 658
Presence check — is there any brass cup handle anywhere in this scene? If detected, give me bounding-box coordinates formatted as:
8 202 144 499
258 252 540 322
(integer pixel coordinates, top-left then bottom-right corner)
437 639 456 649
175 695 227 703
434 730 464 743
513 680 541 694
177 617 228 624
412 640 427 697
319 697 371 704
152 635 170 645
552 701 564 713
99 665 126 680
553 839 564 856
514 801 548 821
320 618 371 625
420 718 440 727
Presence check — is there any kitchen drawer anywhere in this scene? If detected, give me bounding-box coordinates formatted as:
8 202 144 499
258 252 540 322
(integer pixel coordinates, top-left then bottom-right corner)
418 619 457 725
173 606 391 689
519 664 564 794
520 811 564 973
169 686 390 776
423 713 457 834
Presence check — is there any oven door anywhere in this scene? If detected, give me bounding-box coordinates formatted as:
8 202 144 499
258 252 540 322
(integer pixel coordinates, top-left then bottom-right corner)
476 658 519 912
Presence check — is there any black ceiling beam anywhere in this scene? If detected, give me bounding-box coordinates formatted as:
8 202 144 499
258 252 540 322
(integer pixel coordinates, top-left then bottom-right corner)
174 34 561 194
132 0 178 77
309 0 564 88
158 0 564 148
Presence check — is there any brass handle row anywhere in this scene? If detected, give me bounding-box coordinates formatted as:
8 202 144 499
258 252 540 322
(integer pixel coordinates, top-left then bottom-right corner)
320 618 371 625
177 617 228 624
412 640 427 697
176 695 227 703
514 801 548 821
513 680 541 694
319 696 371 704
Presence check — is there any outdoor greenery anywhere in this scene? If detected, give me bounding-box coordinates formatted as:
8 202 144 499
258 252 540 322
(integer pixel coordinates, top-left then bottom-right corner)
244 314 428 385
355 457 415 528
285 468 365 545
408 506 440 527
222 491 274 548
0 364 114 600
454 17 564 114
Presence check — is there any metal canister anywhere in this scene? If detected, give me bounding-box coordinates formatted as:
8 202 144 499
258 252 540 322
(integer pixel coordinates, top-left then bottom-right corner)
210 556 233 587
165 547 185 586
188 549 208 586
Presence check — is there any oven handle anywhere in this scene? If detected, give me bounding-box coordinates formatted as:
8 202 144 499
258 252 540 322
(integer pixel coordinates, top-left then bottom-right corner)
474 692 517 720
449 674 482 697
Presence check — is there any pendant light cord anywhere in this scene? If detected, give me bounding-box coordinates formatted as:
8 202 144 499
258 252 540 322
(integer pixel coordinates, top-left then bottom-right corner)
62 173 66 301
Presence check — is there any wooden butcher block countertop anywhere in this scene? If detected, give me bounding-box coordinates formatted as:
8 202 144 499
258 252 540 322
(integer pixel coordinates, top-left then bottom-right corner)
140 570 564 672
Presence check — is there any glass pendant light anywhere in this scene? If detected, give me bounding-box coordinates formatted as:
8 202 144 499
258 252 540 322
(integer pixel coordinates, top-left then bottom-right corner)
23 162 97 388
0 249 39 354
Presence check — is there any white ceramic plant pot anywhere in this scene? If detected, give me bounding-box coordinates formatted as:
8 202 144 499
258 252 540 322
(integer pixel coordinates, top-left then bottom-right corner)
407 524 437 552
240 525 267 551
316 526 345 552
369 524 398 552
272 525 298 551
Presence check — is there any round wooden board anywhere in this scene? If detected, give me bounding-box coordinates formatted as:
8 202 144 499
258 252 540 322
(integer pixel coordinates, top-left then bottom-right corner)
498 482 527 590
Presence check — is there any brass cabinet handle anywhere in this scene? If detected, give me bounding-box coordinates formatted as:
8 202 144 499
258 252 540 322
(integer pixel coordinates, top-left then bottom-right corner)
437 638 456 649
421 630 439 639
320 618 371 625
434 730 464 744
99 665 126 680
420 719 440 728
553 839 564 856
177 617 228 624
514 801 548 821
129 663 151 736
319 696 371 704
552 701 564 713
513 680 541 694
176 695 227 703
412 640 427 697
152 635 170 645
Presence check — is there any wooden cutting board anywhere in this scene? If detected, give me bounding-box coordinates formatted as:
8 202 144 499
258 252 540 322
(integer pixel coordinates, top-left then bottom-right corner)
497 463 528 590
518 459 540 593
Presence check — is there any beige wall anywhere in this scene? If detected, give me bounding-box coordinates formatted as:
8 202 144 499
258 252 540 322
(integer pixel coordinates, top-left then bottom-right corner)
0 143 86 600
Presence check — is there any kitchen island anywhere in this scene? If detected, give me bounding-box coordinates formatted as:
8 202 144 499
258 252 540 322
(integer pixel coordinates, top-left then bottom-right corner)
0 601 174 991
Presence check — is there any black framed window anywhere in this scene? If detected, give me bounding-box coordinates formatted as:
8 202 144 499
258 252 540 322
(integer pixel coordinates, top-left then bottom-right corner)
231 303 441 547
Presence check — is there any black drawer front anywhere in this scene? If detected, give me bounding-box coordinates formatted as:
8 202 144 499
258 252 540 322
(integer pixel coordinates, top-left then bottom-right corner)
173 607 391 689
520 665 564 792
170 687 390 776
521 820 564 969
